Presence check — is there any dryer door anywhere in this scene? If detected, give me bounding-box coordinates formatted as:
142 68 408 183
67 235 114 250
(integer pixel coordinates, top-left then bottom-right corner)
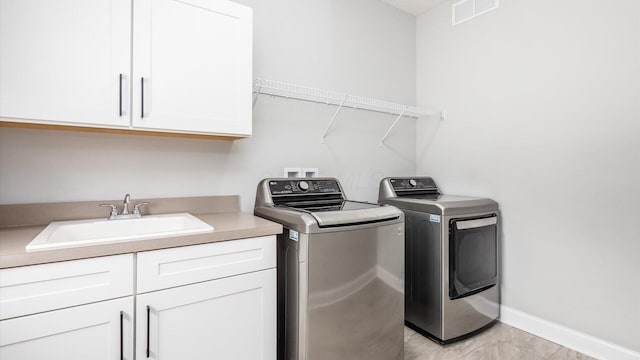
449 215 498 300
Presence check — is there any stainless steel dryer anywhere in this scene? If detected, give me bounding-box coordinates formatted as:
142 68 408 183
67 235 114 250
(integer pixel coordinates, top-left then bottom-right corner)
379 177 500 344
255 178 404 360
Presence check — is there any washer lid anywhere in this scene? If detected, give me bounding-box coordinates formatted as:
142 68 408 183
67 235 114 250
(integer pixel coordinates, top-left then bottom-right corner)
277 200 401 228
254 178 403 232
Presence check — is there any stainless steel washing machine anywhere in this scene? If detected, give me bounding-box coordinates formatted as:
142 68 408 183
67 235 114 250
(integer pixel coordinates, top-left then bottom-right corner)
255 178 405 360
379 177 500 344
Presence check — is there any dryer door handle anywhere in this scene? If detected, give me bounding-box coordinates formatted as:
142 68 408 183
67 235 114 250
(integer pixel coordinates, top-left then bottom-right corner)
455 216 497 230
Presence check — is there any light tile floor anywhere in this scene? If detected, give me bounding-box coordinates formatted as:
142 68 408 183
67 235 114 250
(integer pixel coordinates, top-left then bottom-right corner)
404 322 595 360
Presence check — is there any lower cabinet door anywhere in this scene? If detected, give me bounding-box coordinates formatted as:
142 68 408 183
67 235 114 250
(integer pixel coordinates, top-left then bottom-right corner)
0 297 134 360
136 268 276 360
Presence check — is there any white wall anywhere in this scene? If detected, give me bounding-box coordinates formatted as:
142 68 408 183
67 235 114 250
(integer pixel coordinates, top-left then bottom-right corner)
0 0 417 211
417 0 640 352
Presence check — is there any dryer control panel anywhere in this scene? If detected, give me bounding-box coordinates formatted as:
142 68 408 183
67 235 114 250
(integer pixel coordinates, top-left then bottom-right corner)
390 177 438 192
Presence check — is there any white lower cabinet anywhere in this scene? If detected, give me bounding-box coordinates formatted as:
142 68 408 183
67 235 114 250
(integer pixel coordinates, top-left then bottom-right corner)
0 236 277 359
0 254 134 320
136 268 276 360
0 296 134 360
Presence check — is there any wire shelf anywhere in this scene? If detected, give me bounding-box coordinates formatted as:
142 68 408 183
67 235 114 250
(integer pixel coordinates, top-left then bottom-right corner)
252 78 442 144
253 78 435 118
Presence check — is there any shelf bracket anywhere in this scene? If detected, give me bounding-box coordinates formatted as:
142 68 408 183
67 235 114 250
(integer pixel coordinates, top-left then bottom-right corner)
320 95 348 144
252 86 262 109
379 106 408 146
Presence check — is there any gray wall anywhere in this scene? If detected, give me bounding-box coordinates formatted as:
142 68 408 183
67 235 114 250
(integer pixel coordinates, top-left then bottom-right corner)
416 0 640 351
0 0 417 211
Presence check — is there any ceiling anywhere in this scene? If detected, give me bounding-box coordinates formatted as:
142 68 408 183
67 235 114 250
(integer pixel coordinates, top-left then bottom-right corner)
380 0 449 16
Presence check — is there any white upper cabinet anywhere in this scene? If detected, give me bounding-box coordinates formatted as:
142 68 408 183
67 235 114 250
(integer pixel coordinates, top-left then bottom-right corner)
132 0 252 136
0 0 252 138
0 0 131 127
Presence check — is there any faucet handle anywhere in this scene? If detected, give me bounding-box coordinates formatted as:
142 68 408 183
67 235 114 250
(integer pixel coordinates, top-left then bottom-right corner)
133 202 149 215
99 204 118 217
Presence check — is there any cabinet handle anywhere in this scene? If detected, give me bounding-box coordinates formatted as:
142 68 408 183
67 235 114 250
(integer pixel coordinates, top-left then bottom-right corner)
119 74 124 117
146 305 150 358
120 311 124 360
141 77 145 119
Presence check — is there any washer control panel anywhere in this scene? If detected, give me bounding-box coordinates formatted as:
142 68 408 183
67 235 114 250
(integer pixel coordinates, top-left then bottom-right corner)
269 179 341 195
389 177 438 191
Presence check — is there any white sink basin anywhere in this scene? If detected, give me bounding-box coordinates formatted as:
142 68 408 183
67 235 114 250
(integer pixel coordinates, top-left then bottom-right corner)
26 213 214 252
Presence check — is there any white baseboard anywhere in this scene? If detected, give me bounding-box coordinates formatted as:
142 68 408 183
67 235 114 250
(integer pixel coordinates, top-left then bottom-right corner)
500 305 640 360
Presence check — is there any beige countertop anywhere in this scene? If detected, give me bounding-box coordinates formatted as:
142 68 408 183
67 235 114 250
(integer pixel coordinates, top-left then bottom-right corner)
0 212 282 269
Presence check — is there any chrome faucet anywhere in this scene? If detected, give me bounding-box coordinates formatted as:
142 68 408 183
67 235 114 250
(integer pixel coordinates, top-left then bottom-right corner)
122 194 131 215
100 194 149 220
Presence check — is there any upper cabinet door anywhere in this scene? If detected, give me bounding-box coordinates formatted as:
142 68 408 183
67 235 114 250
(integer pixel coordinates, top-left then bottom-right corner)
132 0 253 136
0 0 132 127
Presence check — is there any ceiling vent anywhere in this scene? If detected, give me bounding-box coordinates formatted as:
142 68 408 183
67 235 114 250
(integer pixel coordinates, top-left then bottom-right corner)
452 0 499 26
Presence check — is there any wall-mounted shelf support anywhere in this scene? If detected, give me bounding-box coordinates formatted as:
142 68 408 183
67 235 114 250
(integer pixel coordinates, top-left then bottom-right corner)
320 95 347 144
252 78 440 144
252 84 262 109
380 106 408 146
